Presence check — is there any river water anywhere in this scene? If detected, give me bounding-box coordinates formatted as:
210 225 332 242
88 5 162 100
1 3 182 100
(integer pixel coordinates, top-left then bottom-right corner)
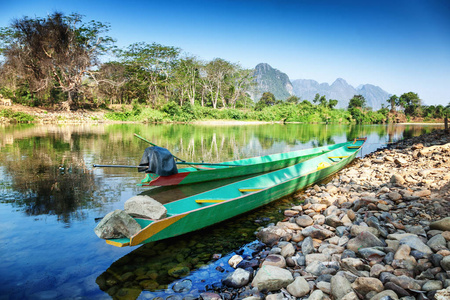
0 123 444 299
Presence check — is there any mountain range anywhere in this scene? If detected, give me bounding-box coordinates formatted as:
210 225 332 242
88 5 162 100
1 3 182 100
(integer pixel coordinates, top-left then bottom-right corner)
249 63 391 110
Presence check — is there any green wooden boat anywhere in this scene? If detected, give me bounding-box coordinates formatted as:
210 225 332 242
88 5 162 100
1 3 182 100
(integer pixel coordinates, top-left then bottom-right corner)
140 143 348 186
104 138 366 247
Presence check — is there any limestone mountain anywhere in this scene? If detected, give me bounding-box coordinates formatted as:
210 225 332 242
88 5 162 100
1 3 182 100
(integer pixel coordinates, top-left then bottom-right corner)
249 63 293 101
250 63 390 109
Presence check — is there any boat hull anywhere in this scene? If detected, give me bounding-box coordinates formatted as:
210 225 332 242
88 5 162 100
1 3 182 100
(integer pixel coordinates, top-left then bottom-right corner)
105 139 365 247
141 143 346 186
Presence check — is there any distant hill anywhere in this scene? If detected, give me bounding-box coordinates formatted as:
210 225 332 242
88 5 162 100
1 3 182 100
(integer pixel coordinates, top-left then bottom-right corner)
250 63 391 110
248 63 293 101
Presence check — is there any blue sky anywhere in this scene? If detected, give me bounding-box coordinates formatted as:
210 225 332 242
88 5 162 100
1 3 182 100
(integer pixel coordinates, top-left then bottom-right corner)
1 0 449 106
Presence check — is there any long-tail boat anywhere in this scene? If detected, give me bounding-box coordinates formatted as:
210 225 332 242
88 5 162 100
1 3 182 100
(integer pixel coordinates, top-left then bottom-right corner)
140 142 349 186
102 138 365 247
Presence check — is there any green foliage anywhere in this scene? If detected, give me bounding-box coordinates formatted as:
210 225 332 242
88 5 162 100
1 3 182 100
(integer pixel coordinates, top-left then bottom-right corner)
255 92 276 111
400 92 421 116
0 109 35 122
348 95 366 109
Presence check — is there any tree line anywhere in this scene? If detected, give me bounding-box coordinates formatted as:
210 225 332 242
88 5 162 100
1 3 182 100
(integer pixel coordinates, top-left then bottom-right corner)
0 12 254 110
0 12 448 123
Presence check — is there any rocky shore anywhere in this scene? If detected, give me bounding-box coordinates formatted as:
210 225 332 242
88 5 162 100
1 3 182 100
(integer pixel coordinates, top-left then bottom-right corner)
203 129 450 300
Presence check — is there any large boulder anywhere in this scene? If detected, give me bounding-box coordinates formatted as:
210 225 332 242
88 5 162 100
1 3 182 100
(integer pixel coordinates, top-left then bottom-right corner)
251 265 294 291
94 209 141 239
124 195 167 219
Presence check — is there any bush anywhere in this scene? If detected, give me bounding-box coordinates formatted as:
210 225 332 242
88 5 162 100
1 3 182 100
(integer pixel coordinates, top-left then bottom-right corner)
0 109 36 122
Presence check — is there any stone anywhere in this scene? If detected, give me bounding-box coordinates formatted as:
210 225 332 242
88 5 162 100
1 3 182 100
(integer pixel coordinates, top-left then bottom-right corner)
412 189 431 197
325 215 344 228
307 289 324 300
296 215 314 227
427 234 447 252
280 243 295 257
351 277 383 295
222 268 251 288
94 209 141 239
168 266 190 278
370 264 386 277
341 258 364 270
430 217 450 231
302 225 334 239
124 195 167 219
442 231 450 241
388 192 402 201
305 253 330 266
358 248 386 261
340 291 358 300
330 274 353 300
305 261 327 276
347 231 384 252
286 276 310 297
422 280 443 291
172 279 192 293
302 236 315 255
399 236 433 255
384 282 410 297
317 281 331 294
256 226 290 246
228 255 243 268
394 157 408 166
389 275 421 290
251 265 294 291
369 290 399 300
350 225 379 237
441 256 450 271
347 210 356 221
394 244 411 260
200 292 221 300
262 255 286 268
435 287 450 300
390 174 405 185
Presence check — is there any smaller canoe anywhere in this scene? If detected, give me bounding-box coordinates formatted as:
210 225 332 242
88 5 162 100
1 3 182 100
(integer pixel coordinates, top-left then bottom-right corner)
140 142 348 186
104 138 366 247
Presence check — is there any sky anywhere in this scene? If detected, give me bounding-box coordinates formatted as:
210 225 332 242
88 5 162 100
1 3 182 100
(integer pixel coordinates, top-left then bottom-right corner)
1 0 449 106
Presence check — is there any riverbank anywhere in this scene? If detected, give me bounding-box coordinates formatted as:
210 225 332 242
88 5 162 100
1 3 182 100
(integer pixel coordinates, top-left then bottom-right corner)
1 103 446 125
201 129 450 299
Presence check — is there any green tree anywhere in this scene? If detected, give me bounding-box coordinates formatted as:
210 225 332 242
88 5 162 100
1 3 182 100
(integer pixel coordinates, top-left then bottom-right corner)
116 42 181 106
0 12 115 106
348 95 366 109
328 99 338 109
286 95 300 104
400 92 421 116
255 92 276 111
313 93 320 104
387 95 398 112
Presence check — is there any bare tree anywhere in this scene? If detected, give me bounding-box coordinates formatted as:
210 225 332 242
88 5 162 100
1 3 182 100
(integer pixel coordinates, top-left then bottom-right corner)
0 12 114 108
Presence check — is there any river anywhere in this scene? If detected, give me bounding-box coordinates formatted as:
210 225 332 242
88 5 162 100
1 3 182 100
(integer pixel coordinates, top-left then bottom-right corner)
0 123 444 299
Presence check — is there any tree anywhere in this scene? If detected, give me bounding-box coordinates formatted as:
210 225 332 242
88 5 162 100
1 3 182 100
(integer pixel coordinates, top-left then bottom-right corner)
173 56 201 106
201 58 234 109
286 95 300 104
387 95 398 112
0 12 115 106
313 93 320 104
228 67 254 108
399 92 421 116
116 42 181 106
255 92 276 111
348 95 366 109
328 99 338 109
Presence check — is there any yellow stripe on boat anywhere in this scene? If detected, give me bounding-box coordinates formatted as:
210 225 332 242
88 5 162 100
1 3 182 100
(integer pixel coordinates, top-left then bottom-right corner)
130 214 187 246
105 240 130 247
347 146 361 149
328 156 349 159
317 162 331 170
238 188 263 192
195 199 227 203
